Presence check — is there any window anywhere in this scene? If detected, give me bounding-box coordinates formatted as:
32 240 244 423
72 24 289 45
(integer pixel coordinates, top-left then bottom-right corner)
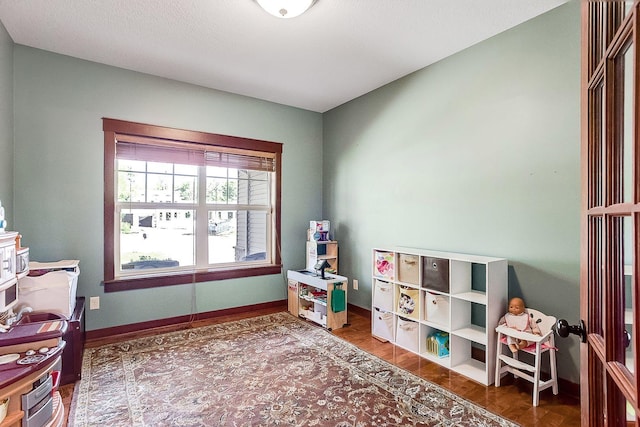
103 118 282 292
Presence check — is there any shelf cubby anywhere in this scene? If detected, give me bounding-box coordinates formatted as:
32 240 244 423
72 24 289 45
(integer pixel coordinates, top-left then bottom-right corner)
419 324 451 366
422 290 450 330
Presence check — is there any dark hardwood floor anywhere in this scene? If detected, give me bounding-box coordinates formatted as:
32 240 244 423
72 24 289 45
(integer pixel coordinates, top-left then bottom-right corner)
332 310 581 427
59 307 581 426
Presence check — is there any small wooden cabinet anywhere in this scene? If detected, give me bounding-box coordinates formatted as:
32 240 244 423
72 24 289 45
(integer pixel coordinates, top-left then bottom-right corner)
371 247 507 386
60 297 85 385
287 270 348 331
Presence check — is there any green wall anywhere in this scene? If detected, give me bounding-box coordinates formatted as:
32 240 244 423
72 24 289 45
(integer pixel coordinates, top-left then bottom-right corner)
0 21 12 217
11 46 323 332
323 2 581 382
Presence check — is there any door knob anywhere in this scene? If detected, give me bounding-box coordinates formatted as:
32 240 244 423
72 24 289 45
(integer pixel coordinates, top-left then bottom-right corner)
624 329 632 349
556 319 587 343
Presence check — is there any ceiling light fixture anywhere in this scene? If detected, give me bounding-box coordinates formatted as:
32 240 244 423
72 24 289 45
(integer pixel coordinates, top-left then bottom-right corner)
256 0 316 19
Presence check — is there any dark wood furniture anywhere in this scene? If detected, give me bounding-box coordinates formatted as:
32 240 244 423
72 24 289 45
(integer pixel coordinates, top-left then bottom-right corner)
60 297 84 386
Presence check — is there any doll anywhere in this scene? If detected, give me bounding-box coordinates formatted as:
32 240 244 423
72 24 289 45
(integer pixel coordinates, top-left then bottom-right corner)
498 297 541 353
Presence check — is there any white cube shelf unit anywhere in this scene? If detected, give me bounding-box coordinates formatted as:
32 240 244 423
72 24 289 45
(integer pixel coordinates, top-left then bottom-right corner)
371 247 508 386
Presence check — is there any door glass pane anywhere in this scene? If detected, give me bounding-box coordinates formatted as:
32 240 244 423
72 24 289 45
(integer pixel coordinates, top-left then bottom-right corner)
589 350 606 424
622 43 634 203
627 399 636 422
623 215 634 373
590 3 604 75
625 2 634 16
606 4 625 49
591 81 604 208
591 216 604 337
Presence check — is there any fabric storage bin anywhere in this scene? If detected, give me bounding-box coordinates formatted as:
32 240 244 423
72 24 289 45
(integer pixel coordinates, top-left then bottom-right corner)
309 310 323 323
422 256 449 292
398 253 420 285
396 285 419 320
424 292 449 326
395 317 419 352
372 308 394 341
374 251 395 280
373 279 394 312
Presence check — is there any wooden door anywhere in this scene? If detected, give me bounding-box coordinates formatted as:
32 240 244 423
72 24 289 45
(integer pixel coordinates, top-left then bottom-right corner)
581 2 639 425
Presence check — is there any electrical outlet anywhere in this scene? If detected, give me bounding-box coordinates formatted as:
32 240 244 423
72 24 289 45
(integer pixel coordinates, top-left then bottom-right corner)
353 279 358 290
89 296 100 310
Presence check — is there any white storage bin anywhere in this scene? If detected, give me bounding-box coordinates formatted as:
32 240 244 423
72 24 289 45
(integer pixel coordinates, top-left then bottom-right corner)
424 292 449 327
373 279 394 312
18 260 79 317
395 317 419 352
309 311 322 323
372 308 394 341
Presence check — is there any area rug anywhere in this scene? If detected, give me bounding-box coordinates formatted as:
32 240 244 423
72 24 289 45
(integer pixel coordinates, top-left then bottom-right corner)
69 312 519 426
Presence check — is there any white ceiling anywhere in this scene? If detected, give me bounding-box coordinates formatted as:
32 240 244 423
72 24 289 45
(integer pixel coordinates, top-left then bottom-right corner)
0 0 568 113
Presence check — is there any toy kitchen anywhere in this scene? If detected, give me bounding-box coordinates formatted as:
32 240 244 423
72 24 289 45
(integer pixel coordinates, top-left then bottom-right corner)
287 220 349 331
0 201 67 427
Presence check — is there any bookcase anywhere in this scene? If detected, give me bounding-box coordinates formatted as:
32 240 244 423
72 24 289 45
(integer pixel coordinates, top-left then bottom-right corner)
306 240 338 273
371 247 508 386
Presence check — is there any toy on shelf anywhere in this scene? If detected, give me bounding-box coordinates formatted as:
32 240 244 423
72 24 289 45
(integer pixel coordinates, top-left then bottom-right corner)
309 220 330 241
427 331 450 358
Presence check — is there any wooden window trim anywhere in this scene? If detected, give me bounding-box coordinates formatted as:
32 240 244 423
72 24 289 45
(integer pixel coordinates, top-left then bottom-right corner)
103 118 283 292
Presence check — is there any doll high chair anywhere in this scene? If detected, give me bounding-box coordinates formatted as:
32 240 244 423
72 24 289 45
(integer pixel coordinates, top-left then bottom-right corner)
494 308 559 406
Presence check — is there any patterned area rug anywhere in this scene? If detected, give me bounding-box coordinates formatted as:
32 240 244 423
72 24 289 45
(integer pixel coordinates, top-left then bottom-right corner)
70 312 519 426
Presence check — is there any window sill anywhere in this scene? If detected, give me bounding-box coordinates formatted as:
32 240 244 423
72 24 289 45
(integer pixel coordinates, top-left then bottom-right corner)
103 264 282 292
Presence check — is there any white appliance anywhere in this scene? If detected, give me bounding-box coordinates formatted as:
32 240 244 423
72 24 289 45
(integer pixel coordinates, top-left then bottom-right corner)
17 260 79 317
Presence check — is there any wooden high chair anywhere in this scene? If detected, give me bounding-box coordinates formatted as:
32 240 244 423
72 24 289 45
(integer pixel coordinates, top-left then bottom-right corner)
494 308 559 406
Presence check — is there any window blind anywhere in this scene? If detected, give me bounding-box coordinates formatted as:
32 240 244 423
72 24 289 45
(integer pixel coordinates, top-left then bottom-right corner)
205 151 275 172
116 139 276 172
117 142 205 166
